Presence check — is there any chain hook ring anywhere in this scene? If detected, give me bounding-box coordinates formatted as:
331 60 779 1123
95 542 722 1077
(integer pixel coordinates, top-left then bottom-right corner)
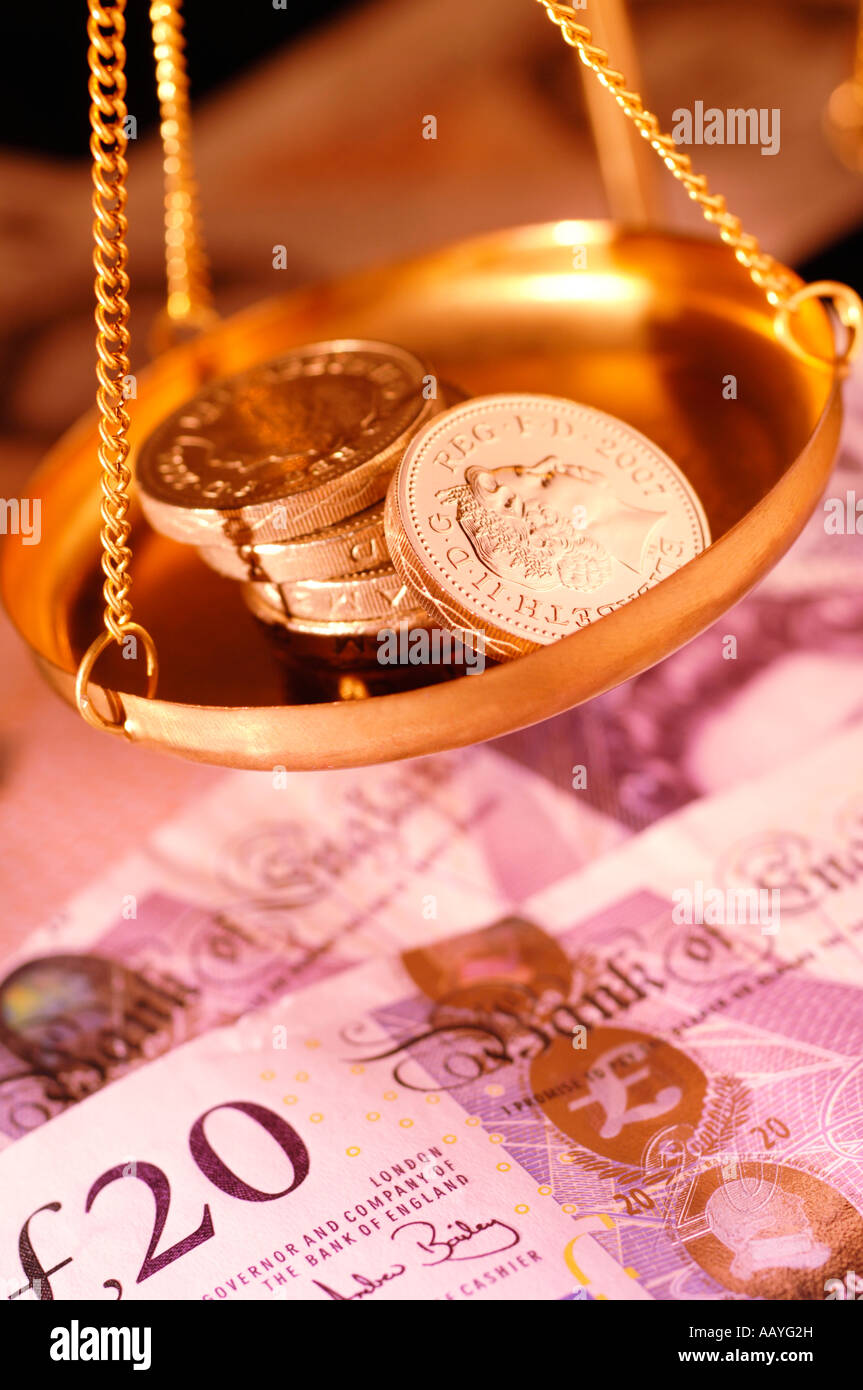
75 623 159 734
774 280 863 374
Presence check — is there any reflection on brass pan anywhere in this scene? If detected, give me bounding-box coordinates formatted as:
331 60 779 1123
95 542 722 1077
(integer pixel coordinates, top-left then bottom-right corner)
242 603 454 701
136 340 442 546
277 654 462 704
385 394 712 661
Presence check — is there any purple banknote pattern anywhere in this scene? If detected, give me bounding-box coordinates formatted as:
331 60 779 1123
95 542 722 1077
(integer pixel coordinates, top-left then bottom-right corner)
0 749 620 1145
0 724 861 1301
347 890 863 1300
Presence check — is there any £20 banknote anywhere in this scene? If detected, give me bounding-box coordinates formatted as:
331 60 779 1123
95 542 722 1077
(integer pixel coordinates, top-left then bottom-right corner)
0 721 861 1300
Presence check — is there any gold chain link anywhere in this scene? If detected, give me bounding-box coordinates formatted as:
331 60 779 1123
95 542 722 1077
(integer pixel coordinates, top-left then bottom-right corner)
88 0 135 643
76 1 157 732
150 0 217 348
537 1 801 306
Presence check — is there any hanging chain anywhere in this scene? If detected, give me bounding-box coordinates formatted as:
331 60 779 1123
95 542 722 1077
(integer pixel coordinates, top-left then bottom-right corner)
88 0 134 643
76 0 157 732
536 1 796 303
150 0 217 348
536 0 862 362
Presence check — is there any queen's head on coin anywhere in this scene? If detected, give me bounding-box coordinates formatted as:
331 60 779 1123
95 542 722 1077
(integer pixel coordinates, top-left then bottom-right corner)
438 455 668 593
387 395 712 658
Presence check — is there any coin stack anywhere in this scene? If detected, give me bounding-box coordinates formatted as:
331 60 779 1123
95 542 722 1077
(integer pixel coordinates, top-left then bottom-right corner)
137 355 711 693
135 339 467 698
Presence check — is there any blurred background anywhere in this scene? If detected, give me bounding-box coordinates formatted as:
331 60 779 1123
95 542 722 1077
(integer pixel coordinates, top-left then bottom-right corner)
2 0 863 943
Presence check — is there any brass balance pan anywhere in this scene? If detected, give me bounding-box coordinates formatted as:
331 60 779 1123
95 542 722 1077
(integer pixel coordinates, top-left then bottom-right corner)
0 221 840 771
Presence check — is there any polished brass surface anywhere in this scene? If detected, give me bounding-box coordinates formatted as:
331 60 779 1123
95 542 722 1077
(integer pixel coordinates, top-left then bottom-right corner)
0 222 841 769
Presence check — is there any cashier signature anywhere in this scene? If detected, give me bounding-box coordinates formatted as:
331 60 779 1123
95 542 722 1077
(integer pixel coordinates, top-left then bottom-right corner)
312 1264 407 1301
391 1216 520 1266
